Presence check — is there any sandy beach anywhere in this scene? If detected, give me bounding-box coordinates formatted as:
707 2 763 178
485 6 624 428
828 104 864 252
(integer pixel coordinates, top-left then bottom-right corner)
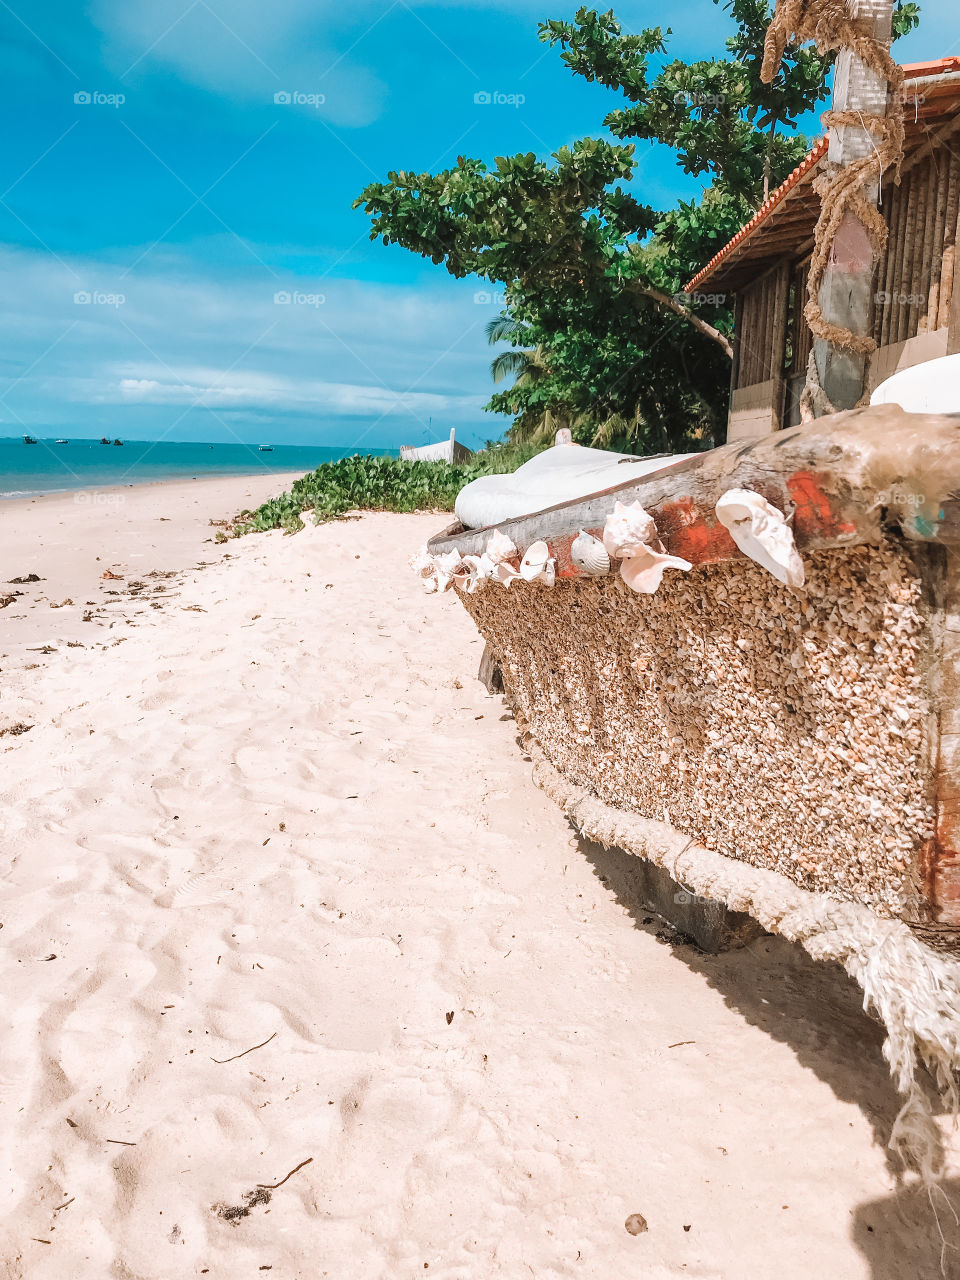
1 475 958 1279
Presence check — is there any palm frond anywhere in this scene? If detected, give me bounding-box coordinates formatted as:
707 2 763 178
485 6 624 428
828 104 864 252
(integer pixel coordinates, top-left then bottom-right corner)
485 312 530 346
490 350 534 384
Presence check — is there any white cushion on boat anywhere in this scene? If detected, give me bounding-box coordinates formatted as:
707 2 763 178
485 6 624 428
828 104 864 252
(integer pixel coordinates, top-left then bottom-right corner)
870 353 960 414
454 444 699 530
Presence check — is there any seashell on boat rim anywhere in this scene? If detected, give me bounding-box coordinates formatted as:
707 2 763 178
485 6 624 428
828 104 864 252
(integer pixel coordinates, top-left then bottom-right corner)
618 545 692 594
715 488 805 588
520 539 556 585
454 553 491 594
571 530 610 576
485 529 518 565
602 500 659 560
432 548 462 592
410 544 442 592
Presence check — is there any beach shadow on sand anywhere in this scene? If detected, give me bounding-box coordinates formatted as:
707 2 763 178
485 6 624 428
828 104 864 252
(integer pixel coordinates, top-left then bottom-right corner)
852 1181 960 1279
576 830 960 1278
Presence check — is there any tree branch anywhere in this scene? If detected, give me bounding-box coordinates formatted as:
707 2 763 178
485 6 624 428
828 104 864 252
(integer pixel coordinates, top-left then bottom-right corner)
632 285 734 358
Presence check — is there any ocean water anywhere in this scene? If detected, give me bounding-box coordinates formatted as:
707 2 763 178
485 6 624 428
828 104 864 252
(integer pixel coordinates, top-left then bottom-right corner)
0 437 399 500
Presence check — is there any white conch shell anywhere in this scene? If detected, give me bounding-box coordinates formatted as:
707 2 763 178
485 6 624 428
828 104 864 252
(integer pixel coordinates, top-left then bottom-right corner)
432 548 462 592
519 539 556 585
555 428 573 446
410 544 440 592
602 500 659 559
493 561 520 587
485 529 517 564
715 488 805 587
571 530 610 576
600 500 690 593
454 553 490 594
619 546 692 594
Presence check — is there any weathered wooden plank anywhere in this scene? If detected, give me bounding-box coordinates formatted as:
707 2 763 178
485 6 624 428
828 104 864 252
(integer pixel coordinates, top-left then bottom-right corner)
924 148 949 332
769 262 790 427
937 148 960 332
877 179 900 347
891 169 912 345
729 294 744 398
906 165 926 343
907 157 934 337
950 260 960 355
477 642 504 695
578 834 764 954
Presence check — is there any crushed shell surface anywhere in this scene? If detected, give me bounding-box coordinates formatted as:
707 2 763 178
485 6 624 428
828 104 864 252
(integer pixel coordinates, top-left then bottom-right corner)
460 542 935 917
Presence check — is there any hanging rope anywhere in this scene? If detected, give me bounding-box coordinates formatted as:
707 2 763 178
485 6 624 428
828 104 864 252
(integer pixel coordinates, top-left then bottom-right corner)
761 0 905 368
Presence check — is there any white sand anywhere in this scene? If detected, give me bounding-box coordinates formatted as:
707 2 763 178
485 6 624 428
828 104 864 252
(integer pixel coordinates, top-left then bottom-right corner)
1 478 958 1278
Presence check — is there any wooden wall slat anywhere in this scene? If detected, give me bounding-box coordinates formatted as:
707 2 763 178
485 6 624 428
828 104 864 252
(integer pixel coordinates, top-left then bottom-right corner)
795 259 812 372
925 149 949 332
770 266 782 381
906 158 929 339
877 182 900 347
939 149 960 332
916 155 942 337
894 169 914 345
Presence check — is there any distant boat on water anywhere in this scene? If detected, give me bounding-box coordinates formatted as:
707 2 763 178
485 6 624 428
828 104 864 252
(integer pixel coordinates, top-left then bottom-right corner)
400 427 472 464
258 445 274 452
23 435 37 444
112 438 123 446
55 439 68 445
100 437 110 444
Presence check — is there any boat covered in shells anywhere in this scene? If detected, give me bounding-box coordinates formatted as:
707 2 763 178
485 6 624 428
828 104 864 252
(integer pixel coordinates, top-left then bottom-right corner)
418 404 960 953
413 402 960 1175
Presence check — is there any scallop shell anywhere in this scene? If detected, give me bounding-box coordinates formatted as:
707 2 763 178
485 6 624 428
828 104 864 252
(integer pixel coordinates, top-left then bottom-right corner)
618 545 692 594
571 530 610 576
602 500 659 559
519 540 556 585
715 488 804 587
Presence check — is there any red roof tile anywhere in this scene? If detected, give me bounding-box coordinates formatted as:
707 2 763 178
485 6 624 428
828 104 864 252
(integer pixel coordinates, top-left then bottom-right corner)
684 57 960 293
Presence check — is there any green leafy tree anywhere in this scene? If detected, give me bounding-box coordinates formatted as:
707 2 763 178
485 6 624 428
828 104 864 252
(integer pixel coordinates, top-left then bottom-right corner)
354 2 920 451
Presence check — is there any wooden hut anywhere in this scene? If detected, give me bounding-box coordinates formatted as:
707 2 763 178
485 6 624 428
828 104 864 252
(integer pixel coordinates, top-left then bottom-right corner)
685 58 960 441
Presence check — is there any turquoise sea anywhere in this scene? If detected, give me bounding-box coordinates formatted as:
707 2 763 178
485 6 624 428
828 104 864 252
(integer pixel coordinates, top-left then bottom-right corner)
0 437 399 499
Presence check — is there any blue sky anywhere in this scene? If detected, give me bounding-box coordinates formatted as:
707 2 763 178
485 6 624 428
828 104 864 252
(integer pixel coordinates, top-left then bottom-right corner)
0 1 956 449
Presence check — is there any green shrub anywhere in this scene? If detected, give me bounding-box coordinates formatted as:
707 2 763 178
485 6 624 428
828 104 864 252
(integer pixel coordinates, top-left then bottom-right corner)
232 441 544 535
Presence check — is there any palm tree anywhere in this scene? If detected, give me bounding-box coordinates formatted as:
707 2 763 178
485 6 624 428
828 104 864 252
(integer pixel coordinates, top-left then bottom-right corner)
485 312 545 385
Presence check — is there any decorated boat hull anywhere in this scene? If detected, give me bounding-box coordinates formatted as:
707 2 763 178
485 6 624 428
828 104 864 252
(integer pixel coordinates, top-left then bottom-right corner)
425 404 960 949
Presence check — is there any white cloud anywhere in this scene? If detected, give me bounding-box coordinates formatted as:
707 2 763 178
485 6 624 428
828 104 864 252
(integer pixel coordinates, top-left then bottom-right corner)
0 244 498 443
112 367 456 415
89 0 389 126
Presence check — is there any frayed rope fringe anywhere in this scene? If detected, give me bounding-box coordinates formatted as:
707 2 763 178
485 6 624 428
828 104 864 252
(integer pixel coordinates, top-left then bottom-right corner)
532 752 960 1185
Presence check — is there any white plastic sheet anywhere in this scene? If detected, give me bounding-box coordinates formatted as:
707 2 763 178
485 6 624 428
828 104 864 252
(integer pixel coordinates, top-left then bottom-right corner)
870 352 960 414
454 443 698 530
